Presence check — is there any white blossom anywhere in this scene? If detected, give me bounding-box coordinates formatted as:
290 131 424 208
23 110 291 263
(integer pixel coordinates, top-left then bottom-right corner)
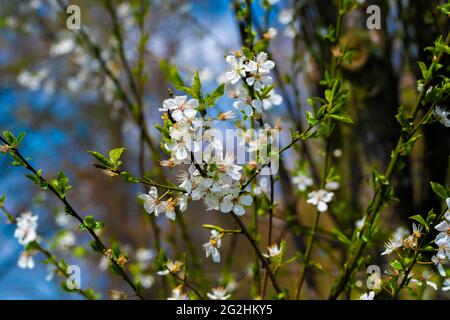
262 91 283 110
136 248 154 268
50 38 75 57
253 177 269 196
245 72 273 91
410 270 437 290
17 69 48 90
178 194 189 212
233 95 263 115
18 251 35 269
359 291 375 300
203 230 222 263
292 173 313 191
217 111 235 120
263 243 282 258
264 27 278 40
165 121 201 162
432 249 448 277
138 187 164 217
435 211 450 248
433 106 450 127
220 192 253 216
381 235 403 255
207 287 231 300
177 164 200 193
45 265 56 281
268 0 280 5
325 180 340 191
140 275 155 289
246 52 275 75
55 212 71 227
161 198 178 220
57 231 76 251
307 189 334 212
278 9 294 25
14 211 38 246
225 55 247 84
99 255 110 271
216 153 242 181
157 260 183 276
161 95 198 122
168 286 189 300
442 279 450 291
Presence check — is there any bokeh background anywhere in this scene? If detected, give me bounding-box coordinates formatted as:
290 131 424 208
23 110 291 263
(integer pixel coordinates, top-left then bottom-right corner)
0 0 448 299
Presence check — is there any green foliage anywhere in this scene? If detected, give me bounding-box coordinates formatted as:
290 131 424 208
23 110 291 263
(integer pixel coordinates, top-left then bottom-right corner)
88 147 125 171
2 131 26 148
50 171 72 199
320 25 336 43
341 0 360 14
255 84 275 101
176 71 203 102
174 72 225 113
254 39 269 53
204 83 225 107
332 228 352 246
438 2 450 15
80 215 104 231
0 194 5 207
430 181 449 199
159 59 184 87
390 260 404 271
242 47 254 60
156 249 168 267
89 240 104 253
25 169 48 190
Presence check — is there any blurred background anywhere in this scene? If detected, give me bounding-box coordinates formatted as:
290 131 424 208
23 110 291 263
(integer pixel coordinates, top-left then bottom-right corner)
0 0 448 299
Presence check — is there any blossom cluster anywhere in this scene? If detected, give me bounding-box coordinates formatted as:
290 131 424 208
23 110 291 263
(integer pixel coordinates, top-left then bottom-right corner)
432 198 450 278
13 211 39 269
378 198 450 294
139 51 282 263
225 51 282 114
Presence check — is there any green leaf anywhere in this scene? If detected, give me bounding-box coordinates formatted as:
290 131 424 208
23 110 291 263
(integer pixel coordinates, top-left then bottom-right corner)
192 71 201 99
430 182 449 200
51 171 72 198
109 262 123 276
332 228 351 246
94 221 105 230
88 151 113 168
159 59 184 87
204 83 225 107
390 260 403 271
254 39 269 53
2 131 15 145
305 111 318 126
241 47 254 60
111 242 122 259
156 249 168 268
279 238 287 263
438 3 450 15
16 132 26 145
329 112 353 124
109 148 125 164
83 215 96 229
417 61 429 80
90 240 104 253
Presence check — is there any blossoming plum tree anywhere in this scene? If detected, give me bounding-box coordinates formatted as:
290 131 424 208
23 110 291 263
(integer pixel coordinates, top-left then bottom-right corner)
0 0 449 300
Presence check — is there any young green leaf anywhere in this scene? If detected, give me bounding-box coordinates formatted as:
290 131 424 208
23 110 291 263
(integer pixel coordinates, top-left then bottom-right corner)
430 181 449 200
